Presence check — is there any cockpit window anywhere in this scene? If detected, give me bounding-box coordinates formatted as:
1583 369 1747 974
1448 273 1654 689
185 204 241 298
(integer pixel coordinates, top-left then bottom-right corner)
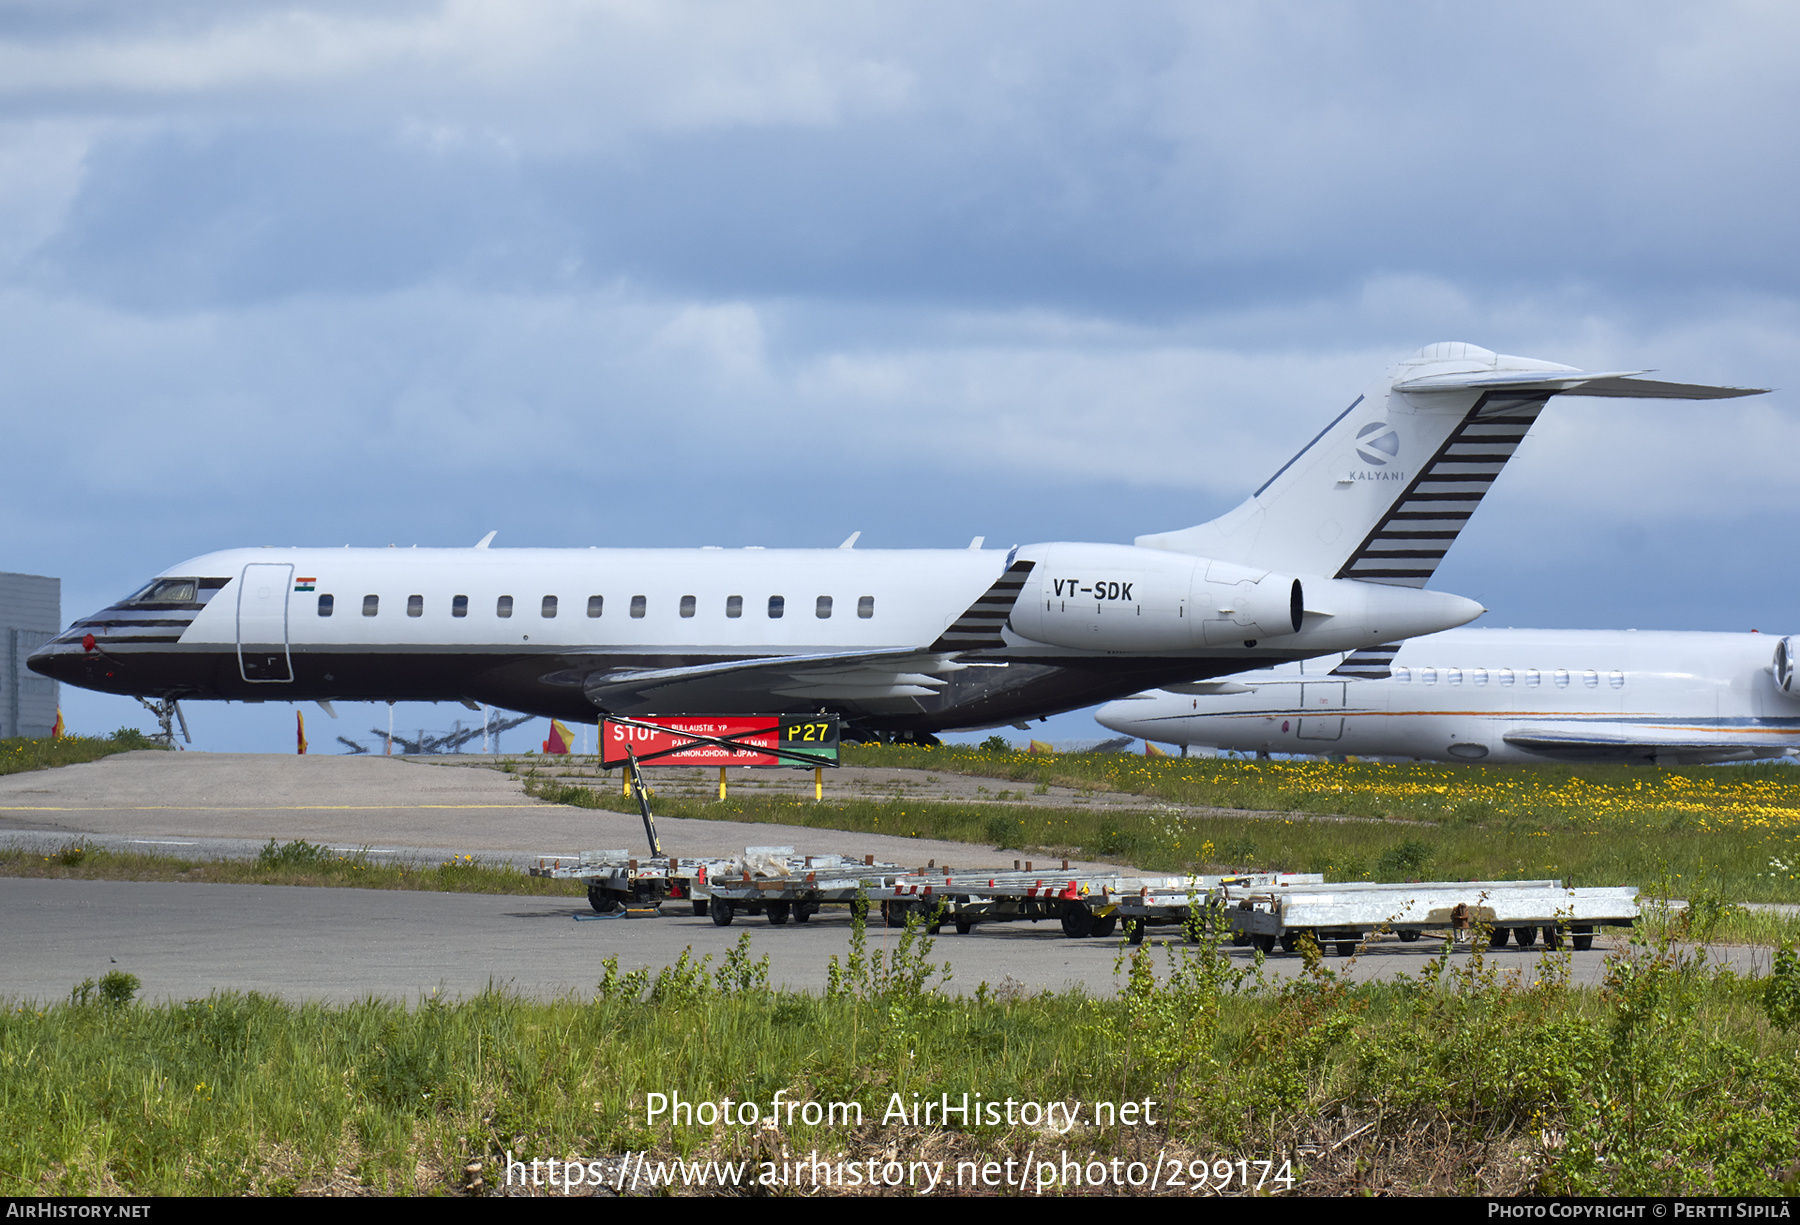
127 579 199 605
120 576 229 609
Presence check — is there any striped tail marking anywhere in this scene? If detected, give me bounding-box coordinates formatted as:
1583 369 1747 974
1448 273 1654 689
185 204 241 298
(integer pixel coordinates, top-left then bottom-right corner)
929 560 1037 652
1336 393 1551 587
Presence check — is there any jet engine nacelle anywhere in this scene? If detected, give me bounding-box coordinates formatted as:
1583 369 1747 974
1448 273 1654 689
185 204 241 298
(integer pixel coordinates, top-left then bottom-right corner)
1009 543 1303 652
1775 638 1800 696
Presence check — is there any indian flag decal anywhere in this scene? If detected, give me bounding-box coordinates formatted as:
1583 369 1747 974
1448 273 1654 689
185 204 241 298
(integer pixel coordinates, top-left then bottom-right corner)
294 578 316 592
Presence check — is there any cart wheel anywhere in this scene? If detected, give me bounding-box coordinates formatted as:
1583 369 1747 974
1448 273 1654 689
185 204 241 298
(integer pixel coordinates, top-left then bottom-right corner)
954 917 974 935
1060 904 1096 939
710 900 735 927
1092 914 1117 938
1232 931 1252 947
692 898 710 918
1335 940 1356 958
766 901 791 926
1397 929 1421 943
1512 925 1537 947
1254 934 1277 954
792 902 814 924
1125 917 1146 946
880 900 905 928
1572 925 1594 952
587 886 621 915
1542 925 1563 950
1279 933 1299 954
918 902 943 935
1488 926 1510 948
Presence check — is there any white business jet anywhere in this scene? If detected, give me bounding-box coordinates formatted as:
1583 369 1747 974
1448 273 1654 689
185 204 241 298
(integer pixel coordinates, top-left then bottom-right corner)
31 343 1762 741
1096 628 1800 765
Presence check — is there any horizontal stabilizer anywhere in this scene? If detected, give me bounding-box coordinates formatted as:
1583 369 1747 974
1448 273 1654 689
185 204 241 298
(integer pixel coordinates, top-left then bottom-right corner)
1395 370 1768 399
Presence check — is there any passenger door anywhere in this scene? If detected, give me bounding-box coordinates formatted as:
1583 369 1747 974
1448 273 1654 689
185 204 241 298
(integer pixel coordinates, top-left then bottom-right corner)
237 563 294 682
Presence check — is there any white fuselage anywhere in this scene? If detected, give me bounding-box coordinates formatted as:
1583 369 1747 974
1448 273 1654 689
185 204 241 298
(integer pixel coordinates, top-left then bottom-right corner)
30 543 1479 735
1096 628 1800 764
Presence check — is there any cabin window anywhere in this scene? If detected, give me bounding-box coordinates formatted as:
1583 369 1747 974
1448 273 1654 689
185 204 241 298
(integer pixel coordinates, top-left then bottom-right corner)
1583 669 1599 688
1446 668 1462 685
1554 669 1570 688
680 595 696 618
1420 668 1437 684
1610 670 1625 688
407 595 423 617
726 595 743 618
630 595 646 618
540 596 557 618
1472 668 1488 685
858 595 874 619
362 595 379 617
1393 666 1410 682
816 595 832 619
768 595 785 619
496 595 513 618
452 595 468 618
587 596 603 618
1499 668 1514 686
317 594 334 617
1525 668 1540 686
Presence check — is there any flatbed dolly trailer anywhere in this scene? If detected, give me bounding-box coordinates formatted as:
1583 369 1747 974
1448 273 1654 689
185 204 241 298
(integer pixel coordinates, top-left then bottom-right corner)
533 848 899 918
869 868 1325 938
701 849 907 927
1216 879 1640 956
532 850 719 915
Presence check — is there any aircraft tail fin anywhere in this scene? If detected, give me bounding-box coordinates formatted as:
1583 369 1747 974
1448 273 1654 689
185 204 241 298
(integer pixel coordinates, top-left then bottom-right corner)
1135 342 1767 587
1329 643 1400 679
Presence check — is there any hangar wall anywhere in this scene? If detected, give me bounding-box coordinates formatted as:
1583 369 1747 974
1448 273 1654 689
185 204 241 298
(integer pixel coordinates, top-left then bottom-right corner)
1 571 59 739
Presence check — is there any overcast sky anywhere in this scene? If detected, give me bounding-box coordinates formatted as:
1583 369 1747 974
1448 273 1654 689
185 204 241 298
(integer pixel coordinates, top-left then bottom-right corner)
3 2 1795 752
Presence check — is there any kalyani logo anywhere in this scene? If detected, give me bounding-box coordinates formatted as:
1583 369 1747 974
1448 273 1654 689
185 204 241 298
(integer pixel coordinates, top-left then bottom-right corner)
1350 421 1404 481
1355 422 1400 465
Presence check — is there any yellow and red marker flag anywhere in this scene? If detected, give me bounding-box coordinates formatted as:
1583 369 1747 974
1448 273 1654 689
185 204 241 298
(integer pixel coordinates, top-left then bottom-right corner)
1028 739 1054 755
296 710 308 755
1144 740 1170 757
543 719 574 755
50 709 64 738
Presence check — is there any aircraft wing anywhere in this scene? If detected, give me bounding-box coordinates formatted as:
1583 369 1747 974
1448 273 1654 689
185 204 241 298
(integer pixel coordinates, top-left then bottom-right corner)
1501 723 1794 760
582 647 964 708
1393 370 1769 399
580 559 1037 712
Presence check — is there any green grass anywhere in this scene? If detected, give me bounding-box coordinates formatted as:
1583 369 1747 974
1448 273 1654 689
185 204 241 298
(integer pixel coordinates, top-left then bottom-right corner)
0 839 587 899
3 916 1797 1196
0 730 162 776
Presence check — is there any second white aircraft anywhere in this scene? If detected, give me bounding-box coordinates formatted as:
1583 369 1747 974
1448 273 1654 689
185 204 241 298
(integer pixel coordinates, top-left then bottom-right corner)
1097 628 1800 765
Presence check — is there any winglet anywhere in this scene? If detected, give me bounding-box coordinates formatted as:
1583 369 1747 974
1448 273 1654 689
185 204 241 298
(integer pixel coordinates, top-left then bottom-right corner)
474 531 497 549
928 559 1036 652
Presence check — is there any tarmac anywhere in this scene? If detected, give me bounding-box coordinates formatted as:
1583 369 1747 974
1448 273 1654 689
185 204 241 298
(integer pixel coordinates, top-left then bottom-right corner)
0 751 1771 1005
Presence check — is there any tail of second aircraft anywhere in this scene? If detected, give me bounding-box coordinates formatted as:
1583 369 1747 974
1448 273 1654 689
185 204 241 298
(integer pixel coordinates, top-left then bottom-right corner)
1135 342 1764 586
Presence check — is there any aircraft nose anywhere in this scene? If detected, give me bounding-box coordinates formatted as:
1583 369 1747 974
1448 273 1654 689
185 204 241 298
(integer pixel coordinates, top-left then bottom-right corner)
27 620 118 688
1095 700 1146 735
